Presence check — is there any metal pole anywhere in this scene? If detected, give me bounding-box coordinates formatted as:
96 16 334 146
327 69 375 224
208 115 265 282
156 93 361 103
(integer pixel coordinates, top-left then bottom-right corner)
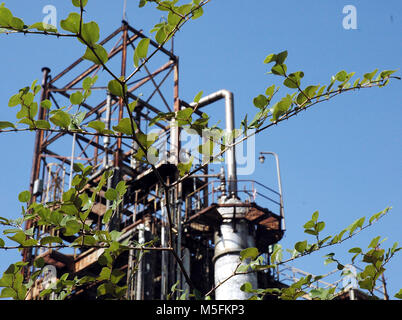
68 133 77 189
103 92 112 168
160 200 168 299
260 152 286 231
136 223 145 300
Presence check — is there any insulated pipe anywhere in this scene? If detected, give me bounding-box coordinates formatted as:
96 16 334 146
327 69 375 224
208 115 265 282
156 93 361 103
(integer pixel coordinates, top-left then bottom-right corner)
189 90 237 196
213 198 258 300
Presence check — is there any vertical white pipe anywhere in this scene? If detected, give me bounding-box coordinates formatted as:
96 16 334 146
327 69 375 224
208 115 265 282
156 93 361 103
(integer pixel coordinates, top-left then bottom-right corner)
103 92 112 168
160 200 168 299
136 223 145 300
189 90 238 196
68 133 76 189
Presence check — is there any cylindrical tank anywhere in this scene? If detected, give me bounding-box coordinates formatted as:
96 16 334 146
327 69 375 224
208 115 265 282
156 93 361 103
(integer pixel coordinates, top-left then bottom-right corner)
213 198 257 299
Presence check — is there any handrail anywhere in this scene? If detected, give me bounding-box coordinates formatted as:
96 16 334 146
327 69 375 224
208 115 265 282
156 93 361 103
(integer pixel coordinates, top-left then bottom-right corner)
185 179 283 217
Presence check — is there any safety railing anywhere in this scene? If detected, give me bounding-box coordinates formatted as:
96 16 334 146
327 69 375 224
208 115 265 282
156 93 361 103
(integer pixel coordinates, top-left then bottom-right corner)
185 179 283 221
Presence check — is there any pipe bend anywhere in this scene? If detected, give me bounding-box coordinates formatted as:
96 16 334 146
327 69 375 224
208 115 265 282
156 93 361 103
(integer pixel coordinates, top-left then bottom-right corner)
189 89 237 196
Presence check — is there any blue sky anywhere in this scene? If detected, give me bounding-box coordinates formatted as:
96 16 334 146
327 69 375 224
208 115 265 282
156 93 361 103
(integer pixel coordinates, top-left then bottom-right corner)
0 0 401 298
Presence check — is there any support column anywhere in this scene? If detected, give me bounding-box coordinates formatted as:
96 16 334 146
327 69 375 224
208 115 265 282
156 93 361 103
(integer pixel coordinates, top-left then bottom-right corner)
213 198 257 300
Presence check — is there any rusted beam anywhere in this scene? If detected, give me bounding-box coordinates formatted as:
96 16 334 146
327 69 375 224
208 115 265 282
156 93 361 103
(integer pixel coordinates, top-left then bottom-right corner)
126 25 177 61
50 26 123 84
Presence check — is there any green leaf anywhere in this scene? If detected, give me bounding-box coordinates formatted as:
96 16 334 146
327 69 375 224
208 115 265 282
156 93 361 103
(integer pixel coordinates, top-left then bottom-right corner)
50 110 71 129
316 221 325 233
177 107 194 123
312 211 319 221
0 287 17 299
0 7 13 27
40 99 52 109
276 51 288 64
0 121 16 130
304 229 318 236
128 100 138 113
18 190 31 203
335 70 348 82
29 22 57 33
348 247 362 254
283 77 298 89
295 240 307 253
81 21 99 46
105 189 118 201
82 75 98 90
369 208 390 224
83 44 109 65
8 93 21 107
177 156 194 177
63 220 81 236
40 236 63 246
97 267 111 281
70 91 84 105
240 282 253 293
240 247 259 261
110 269 125 284
263 53 276 64
0 238 4 247
253 94 268 109
380 70 397 79
115 181 127 196
87 120 106 133
102 209 113 225
72 0 89 8
265 85 276 99
271 64 287 76
271 95 292 121
108 80 127 98
155 25 167 44
368 236 381 249
60 12 81 34
363 68 378 82
192 6 204 20
193 90 203 104
134 38 150 67
34 257 45 268
10 17 24 30
7 231 27 246
347 217 365 235
113 118 134 135
303 220 314 229
395 289 402 299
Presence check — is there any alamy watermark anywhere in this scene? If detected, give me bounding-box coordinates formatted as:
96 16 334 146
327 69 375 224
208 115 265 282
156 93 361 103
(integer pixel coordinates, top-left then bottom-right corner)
343 5 357 30
143 127 256 176
42 4 57 27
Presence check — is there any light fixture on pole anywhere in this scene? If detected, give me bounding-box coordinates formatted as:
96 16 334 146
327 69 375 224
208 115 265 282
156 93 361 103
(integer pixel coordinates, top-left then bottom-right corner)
259 151 286 231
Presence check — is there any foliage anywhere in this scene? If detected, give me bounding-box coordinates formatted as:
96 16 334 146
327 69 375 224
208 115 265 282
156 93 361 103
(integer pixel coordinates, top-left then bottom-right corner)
0 0 400 301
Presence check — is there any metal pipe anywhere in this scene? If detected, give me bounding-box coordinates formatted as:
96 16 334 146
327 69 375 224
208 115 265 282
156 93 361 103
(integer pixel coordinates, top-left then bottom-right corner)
103 92 112 168
190 90 238 196
68 133 77 190
259 152 286 231
160 200 168 299
136 223 145 300
213 213 258 300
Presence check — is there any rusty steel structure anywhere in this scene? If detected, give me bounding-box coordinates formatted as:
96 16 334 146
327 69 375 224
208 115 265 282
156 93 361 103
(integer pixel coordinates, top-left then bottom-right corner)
22 21 285 300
